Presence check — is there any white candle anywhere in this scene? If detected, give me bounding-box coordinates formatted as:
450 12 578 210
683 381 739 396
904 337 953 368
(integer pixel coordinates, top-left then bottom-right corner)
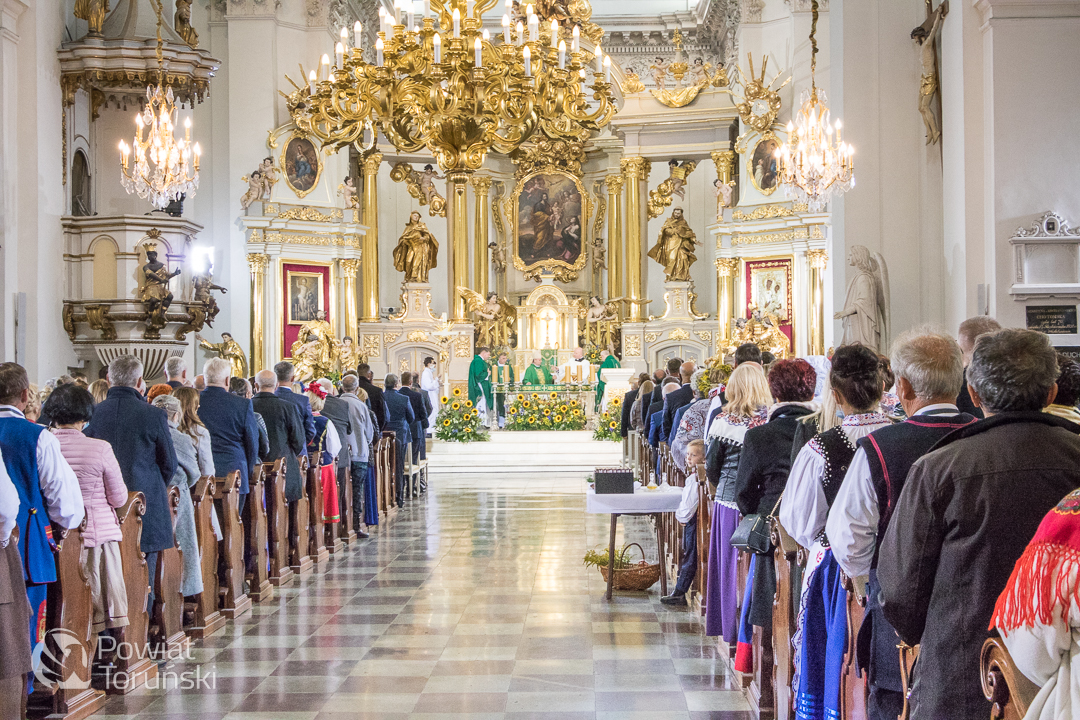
376 38 384 65
528 13 538 42
595 43 603 71
423 0 429 18
452 8 460 37
557 39 565 68
515 21 524 44
407 0 414 30
550 19 558 47
335 41 344 67
603 54 611 82
474 37 482 66
340 26 348 47
502 14 510 43
320 53 330 79
523 44 531 76
467 0 474 17
572 25 579 53
353 21 362 47
482 28 490 41
378 6 387 33
433 32 442 62
308 69 316 93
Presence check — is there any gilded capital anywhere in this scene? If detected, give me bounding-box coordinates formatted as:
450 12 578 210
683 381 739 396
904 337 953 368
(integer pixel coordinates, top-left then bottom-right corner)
807 249 829 270
604 174 624 194
247 253 270 274
715 257 739 277
620 157 651 181
711 150 736 183
339 257 362 276
470 175 493 193
361 152 383 175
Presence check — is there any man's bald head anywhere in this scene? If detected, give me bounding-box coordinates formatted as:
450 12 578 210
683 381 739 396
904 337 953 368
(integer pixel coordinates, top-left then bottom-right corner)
680 360 696 383
254 369 277 392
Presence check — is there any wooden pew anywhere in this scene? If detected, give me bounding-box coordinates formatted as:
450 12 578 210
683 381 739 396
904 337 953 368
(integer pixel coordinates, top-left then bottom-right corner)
337 461 357 546
105 492 157 694
327 460 348 554
980 637 1039 720
35 522 107 719
306 458 330 565
185 476 225 638
289 455 314 576
214 470 252 618
263 459 295 587
379 430 397 515
244 462 273 602
840 574 868 720
150 485 187 659
694 466 711 612
770 519 802 720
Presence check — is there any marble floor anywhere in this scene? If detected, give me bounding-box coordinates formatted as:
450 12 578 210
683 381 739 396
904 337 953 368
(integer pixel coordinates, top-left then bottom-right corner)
93 471 750 720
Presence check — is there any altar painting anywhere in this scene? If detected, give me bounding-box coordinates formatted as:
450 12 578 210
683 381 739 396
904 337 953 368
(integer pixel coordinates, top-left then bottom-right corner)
745 257 794 350
280 134 322 198
282 263 332 358
513 170 586 273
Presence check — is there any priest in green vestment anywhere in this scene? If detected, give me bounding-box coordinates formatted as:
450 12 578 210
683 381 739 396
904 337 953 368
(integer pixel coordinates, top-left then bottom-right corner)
595 350 621 411
492 351 515 428
468 347 493 426
521 355 553 385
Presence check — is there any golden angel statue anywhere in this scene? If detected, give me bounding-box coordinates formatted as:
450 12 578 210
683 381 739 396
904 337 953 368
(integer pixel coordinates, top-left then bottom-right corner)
290 310 338 381
197 332 248 379
458 288 516 349
647 207 701 282
727 305 790 359
174 0 199 48
392 211 440 283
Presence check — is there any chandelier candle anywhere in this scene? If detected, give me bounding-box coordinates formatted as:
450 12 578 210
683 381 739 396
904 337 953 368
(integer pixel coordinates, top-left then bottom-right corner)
474 38 482 67
550 19 558 47
528 11 538 41
433 32 441 62
502 15 510 43
558 40 565 69
335 42 344 67
523 44 531 76
320 53 330 79
572 26 580 53
354 20 362 47
516 21 524 44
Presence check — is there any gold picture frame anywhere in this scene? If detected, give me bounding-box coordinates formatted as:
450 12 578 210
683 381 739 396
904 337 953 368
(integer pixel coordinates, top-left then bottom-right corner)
511 168 589 282
280 132 322 199
747 130 781 196
285 270 326 325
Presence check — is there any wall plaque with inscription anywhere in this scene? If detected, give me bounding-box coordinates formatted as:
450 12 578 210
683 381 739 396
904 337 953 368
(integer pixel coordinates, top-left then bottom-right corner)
1026 305 1078 334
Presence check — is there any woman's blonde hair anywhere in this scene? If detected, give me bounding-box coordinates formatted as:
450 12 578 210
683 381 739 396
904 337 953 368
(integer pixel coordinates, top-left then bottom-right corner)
724 363 773 418
639 380 655 397
172 387 206 440
88 379 109 404
355 387 369 403
307 390 325 413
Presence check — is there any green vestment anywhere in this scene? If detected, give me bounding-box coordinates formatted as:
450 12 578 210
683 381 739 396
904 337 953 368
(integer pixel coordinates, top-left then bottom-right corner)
468 354 492 405
595 355 621 411
522 364 553 385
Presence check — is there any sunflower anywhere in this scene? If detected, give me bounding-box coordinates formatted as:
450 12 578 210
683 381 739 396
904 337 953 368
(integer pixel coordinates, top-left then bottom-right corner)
462 413 471 421
508 406 518 415
451 402 461 410
612 397 622 406
543 408 551 416
522 400 531 408
517 393 525 401
453 387 462 396
549 392 558 399
554 414 563 422
602 412 610 420
441 396 450 404
531 392 539 399
465 400 473 408
570 399 579 407
572 409 581 416
527 416 536 424
609 421 618 429
443 419 451 427
560 404 568 413
465 426 473 432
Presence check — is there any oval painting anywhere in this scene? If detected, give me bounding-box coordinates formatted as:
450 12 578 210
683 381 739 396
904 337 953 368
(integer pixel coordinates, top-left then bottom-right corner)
281 135 321 198
749 135 781 195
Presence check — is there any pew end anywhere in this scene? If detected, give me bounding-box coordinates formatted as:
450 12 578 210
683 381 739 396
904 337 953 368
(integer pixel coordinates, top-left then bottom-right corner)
980 637 1039 720
244 462 273 602
185 476 226 639
263 459 295 588
150 485 188 660
289 455 315 577
304 457 331 567
213 470 252 619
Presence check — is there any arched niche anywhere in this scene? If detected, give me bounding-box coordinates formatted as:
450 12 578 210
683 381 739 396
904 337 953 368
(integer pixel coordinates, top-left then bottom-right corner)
89 235 118 299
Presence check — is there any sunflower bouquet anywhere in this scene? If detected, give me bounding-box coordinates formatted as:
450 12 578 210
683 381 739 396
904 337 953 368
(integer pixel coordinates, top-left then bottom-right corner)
434 387 489 442
505 392 587 431
592 405 621 442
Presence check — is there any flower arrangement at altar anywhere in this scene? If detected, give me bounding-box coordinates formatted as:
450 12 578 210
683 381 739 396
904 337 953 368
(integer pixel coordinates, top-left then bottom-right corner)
505 392 587 431
583 345 603 365
434 387 489 442
593 398 622 442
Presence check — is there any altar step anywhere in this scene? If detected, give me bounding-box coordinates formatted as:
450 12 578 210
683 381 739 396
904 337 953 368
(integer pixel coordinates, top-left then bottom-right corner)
427 431 623 473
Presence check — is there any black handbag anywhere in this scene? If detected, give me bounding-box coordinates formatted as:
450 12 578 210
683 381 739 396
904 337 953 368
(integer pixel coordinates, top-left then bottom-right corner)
730 494 783 555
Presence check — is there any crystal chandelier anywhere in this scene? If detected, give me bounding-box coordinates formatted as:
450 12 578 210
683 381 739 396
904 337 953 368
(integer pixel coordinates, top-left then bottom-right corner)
117 0 201 210
775 0 853 211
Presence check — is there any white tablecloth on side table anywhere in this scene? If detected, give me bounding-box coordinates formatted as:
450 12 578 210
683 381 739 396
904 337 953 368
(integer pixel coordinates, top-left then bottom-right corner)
585 485 683 515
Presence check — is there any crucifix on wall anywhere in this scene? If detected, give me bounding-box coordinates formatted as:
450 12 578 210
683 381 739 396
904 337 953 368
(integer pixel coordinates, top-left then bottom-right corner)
911 0 948 145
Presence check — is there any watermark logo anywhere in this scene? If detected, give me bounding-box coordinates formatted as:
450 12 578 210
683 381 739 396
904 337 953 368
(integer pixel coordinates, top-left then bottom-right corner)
32 628 91 691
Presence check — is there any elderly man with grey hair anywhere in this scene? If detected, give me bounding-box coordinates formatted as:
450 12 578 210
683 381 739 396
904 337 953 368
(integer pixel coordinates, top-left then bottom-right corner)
197 357 259 509
956 315 1002 418
165 356 188 389
876 328 1080 720
825 327 977 720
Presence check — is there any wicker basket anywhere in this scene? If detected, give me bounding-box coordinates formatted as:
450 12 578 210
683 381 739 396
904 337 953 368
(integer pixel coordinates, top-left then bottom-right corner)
597 543 661 591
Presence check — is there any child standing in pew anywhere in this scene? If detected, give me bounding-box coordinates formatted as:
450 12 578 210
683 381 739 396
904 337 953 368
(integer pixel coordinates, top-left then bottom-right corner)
662 439 706 606
44 385 131 639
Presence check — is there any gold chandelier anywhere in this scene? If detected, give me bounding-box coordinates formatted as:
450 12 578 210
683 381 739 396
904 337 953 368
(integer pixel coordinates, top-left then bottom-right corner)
775 0 853 211
284 0 616 173
117 0 201 210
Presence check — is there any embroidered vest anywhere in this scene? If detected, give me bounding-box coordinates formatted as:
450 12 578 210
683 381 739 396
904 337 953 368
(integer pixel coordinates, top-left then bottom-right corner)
812 427 858 547
0 417 56 584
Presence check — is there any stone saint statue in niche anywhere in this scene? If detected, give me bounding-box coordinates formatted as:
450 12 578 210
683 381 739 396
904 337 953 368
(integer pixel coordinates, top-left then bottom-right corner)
835 245 890 353
392 211 440 283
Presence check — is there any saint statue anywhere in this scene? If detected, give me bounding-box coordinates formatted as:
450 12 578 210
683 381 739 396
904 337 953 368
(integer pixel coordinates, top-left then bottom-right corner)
392 211 440 283
834 245 890 353
912 2 946 145
192 267 227 326
337 335 366 374
418 165 445 207
337 176 359 209
647 207 700 282
174 0 199 48
290 310 338 381
574 296 627 352
74 0 109 36
459 288 516 349
138 244 181 316
197 332 248 379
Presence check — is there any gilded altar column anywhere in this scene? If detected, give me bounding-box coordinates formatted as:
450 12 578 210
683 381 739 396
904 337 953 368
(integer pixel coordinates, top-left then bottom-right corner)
471 175 492 299
449 171 471 321
339 258 361 338
711 150 736 218
247 253 270 373
715 258 738 344
807 249 829 355
604 174 624 301
620 157 650 322
360 152 382 322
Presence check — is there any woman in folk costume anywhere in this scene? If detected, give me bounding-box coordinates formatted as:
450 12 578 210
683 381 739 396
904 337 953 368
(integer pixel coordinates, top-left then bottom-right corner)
306 386 342 525
992 486 1080 720
703 363 772 646
670 369 712 470
778 343 893 720
151 395 203 598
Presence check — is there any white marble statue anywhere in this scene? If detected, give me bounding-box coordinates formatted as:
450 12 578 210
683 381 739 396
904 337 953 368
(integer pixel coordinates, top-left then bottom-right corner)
834 245 890 353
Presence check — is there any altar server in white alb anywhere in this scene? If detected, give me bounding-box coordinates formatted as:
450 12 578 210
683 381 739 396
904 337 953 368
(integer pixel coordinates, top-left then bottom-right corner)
420 356 440 430
557 347 592 384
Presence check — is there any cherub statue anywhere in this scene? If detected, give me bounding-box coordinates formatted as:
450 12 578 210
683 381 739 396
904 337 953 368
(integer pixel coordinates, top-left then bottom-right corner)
621 71 646 94
459 288 516 348
192 266 227 326
258 157 278 196
174 0 199 48
665 159 696 200
337 335 366 374
489 240 507 274
649 57 671 91
591 235 606 274
911 1 947 145
240 171 264 209
688 57 713 87
337 175 359 209
713 178 734 215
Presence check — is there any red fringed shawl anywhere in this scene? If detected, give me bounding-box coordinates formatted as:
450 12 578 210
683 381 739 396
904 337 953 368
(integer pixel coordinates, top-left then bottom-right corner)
991 487 1080 632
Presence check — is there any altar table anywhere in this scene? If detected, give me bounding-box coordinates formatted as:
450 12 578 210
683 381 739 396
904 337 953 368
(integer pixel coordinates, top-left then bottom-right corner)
586 484 683 600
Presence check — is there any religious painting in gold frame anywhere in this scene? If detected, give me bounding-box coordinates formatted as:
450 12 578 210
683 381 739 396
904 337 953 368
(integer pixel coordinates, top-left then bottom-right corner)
280 132 322 199
744 256 794 351
747 131 781 196
285 270 327 325
512 168 588 280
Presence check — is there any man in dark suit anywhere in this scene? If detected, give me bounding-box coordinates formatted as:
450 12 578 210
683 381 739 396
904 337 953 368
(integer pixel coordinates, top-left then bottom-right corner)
661 360 696 440
357 363 387 431
251 370 306 501
198 357 260 510
85 354 177 604
956 315 1001 419
644 377 677 438
399 371 428 465
274 361 315 451
313 378 353 524
383 374 415 506
620 380 641 438
165 356 189 389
